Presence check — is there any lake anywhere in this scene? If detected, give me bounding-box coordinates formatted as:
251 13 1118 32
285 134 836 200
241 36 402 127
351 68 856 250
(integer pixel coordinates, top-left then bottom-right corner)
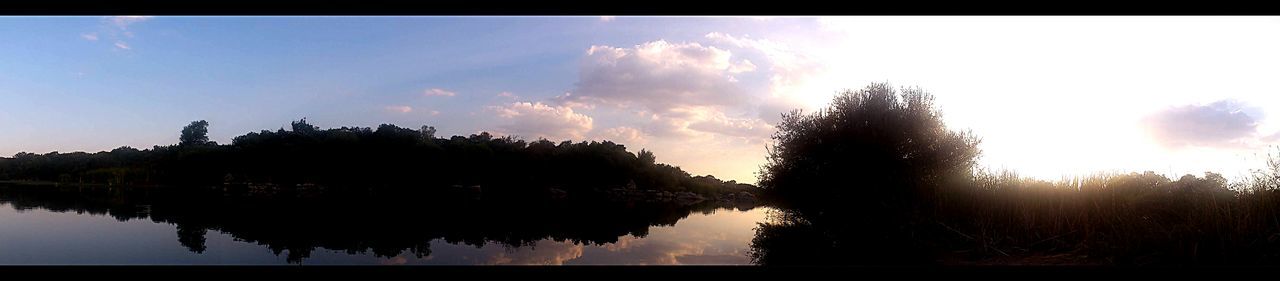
0 185 770 265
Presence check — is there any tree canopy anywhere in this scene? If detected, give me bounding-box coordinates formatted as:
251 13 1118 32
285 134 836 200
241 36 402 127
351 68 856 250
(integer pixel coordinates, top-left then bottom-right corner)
0 119 755 198
179 120 211 146
759 82 981 208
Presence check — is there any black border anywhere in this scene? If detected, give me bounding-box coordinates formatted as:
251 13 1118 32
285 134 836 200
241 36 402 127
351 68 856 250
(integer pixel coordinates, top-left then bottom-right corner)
3 265 1280 279
3 0 1280 15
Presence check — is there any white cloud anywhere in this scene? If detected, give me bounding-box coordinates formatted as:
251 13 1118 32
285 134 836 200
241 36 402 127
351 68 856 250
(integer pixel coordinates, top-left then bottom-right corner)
596 126 647 146
728 59 757 74
687 112 774 139
86 16 153 51
424 88 456 97
385 105 413 113
704 32 827 119
600 16 616 22
539 38 795 183
634 106 773 142
106 16 153 29
497 92 518 99
490 102 594 140
551 92 599 110
429 110 441 116
569 40 756 113
1144 100 1265 149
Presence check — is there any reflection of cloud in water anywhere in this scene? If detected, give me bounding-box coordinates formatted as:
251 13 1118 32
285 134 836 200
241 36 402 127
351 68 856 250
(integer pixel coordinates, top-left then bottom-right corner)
372 208 769 265
381 256 408 265
374 240 584 265
568 208 767 265
485 241 584 265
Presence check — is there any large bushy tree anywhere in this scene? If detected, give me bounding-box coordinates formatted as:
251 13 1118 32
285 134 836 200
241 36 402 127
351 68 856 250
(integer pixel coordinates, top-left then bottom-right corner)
753 83 981 265
759 83 980 207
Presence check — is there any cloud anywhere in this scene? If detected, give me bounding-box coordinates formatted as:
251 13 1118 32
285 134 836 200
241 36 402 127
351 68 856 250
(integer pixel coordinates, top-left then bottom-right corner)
385 105 413 113
704 32 827 121
703 33 815 76
106 16 153 29
687 111 775 139
380 256 409 265
484 240 584 265
490 102 594 140
635 106 773 142
551 92 599 110
1143 100 1263 148
424 88 457 97
567 40 756 113
497 92 518 99
570 232 742 265
105 16 152 39
596 126 647 145
86 16 153 51
429 110 441 116
512 35 813 182
600 16 616 22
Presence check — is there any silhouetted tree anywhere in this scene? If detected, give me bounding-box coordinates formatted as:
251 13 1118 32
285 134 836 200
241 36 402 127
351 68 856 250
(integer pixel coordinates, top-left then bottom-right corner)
291 118 318 134
760 83 980 208
637 149 656 165
420 125 437 141
754 83 981 265
179 120 211 146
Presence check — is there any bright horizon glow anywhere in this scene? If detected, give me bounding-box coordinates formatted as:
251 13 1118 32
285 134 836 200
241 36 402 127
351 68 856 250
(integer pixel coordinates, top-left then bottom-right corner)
4 16 1280 184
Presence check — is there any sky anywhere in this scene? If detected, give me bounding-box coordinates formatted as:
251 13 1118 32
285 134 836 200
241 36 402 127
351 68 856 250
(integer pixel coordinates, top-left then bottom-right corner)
4 16 1280 183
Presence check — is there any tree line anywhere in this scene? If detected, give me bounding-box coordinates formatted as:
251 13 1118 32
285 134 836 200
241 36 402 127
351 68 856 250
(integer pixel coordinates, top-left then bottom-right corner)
0 118 756 197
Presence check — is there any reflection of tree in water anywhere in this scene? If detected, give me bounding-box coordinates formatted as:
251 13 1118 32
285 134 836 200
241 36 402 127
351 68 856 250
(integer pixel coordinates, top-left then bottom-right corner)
176 224 208 253
0 185 749 264
749 204 936 266
749 209 828 265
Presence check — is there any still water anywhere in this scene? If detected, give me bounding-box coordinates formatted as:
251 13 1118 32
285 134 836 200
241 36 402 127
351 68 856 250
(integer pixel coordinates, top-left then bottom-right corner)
0 187 769 265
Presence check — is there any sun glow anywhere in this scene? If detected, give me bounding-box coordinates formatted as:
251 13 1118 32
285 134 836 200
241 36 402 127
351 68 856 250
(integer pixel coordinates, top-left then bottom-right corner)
778 16 1280 182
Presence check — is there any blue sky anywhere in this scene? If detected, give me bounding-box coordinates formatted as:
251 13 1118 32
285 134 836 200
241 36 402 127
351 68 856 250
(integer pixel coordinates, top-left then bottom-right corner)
7 16 1280 183
1 16 808 182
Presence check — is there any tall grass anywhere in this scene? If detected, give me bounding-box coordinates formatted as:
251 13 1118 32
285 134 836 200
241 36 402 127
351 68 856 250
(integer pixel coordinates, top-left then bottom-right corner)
932 157 1280 265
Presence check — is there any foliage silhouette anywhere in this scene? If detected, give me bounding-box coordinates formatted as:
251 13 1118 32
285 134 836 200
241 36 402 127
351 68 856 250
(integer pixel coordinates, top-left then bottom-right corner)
0 120 758 201
759 83 980 206
179 120 212 146
754 83 980 265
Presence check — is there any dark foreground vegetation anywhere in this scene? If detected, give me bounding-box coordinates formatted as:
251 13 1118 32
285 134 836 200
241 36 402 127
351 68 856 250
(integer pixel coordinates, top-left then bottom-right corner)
750 83 1280 266
0 119 758 204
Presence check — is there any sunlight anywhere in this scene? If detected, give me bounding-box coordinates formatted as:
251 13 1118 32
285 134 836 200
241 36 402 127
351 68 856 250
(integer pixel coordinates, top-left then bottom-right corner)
10 15 1280 267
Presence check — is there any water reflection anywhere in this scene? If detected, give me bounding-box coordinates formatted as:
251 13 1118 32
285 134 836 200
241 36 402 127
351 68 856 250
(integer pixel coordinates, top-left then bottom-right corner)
0 185 765 265
747 205 937 266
